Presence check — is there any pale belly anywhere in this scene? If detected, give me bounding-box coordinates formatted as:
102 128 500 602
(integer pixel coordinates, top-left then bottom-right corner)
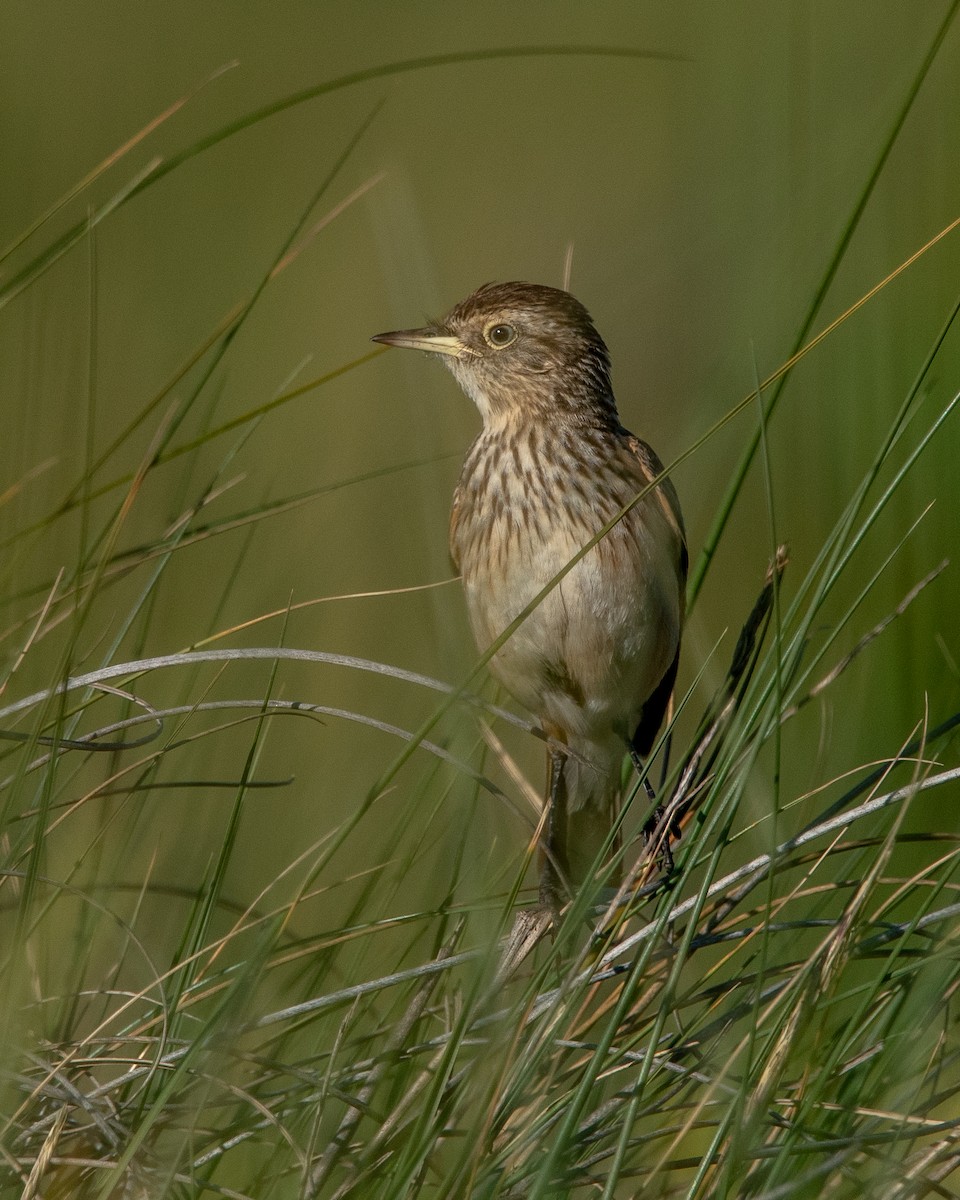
458 500 681 748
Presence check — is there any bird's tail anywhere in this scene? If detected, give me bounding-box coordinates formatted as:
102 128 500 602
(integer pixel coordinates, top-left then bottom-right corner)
544 745 621 897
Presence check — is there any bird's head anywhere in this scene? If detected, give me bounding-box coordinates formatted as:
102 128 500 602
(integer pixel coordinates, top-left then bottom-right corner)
372 281 617 427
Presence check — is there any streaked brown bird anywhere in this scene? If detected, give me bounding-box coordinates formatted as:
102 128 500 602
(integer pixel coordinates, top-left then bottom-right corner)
373 282 686 902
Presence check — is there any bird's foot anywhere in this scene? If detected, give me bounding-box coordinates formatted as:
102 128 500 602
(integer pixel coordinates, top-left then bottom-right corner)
642 804 677 878
494 904 554 983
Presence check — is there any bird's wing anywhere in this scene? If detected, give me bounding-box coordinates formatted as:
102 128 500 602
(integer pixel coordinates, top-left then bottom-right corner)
624 433 687 760
448 480 464 572
624 433 688 581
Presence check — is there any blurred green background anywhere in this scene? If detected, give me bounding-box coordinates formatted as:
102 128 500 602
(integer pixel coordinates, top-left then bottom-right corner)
2 0 959 1009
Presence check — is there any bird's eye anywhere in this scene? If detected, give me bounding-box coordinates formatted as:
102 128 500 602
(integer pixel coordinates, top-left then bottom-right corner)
485 322 517 348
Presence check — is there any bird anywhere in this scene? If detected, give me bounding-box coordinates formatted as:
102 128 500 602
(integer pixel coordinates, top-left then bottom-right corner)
373 282 687 905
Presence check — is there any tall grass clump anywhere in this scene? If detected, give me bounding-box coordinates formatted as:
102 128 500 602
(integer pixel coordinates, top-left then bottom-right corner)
2 35 960 1200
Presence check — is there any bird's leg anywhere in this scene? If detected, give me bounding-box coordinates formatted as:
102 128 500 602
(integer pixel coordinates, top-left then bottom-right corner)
539 744 571 915
630 748 674 875
494 744 565 980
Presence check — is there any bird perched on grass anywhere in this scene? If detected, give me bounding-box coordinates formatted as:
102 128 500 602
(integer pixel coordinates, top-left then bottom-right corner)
373 282 686 905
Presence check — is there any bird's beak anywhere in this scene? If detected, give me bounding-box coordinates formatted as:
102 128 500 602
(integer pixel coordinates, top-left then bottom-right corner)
371 327 468 358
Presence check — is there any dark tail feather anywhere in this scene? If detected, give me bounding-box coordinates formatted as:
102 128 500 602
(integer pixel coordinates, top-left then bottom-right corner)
632 647 680 760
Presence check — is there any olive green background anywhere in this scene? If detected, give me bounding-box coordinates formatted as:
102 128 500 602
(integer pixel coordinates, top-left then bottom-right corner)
2 4 959 948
